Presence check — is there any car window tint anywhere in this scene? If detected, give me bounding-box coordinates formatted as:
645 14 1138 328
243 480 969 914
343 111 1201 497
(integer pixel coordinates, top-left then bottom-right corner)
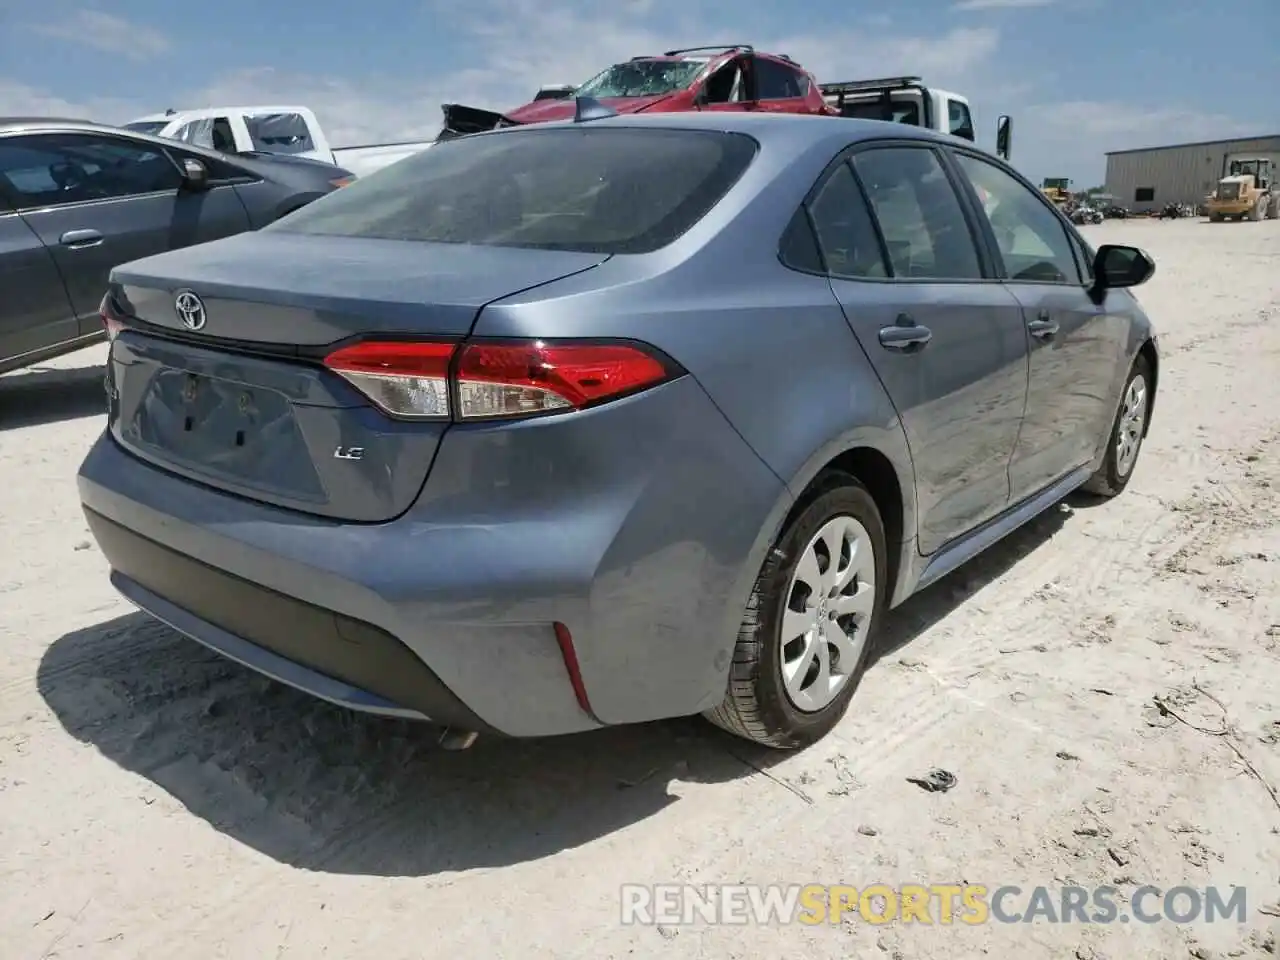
807 162 887 279
0 133 182 208
755 59 806 99
271 127 759 255
244 113 315 154
953 152 1081 284
948 99 974 139
850 147 981 280
779 207 823 273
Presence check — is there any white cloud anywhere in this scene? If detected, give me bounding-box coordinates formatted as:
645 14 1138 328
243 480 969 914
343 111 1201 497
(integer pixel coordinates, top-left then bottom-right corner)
31 10 171 62
952 0 1055 9
1028 100 1254 144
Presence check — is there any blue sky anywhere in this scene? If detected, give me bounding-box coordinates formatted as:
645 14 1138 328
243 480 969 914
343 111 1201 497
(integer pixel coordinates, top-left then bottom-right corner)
1 0 1275 185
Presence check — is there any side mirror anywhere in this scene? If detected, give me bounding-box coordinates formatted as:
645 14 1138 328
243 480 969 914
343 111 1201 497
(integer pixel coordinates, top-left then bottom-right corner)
180 158 210 191
996 115 1012 161
1093 244 1155 291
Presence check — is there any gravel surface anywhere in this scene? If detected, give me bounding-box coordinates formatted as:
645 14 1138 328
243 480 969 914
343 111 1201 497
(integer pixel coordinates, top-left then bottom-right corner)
2 217 1278 959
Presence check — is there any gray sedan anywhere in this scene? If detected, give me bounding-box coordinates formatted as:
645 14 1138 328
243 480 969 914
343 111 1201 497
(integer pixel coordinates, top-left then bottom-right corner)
79 110 1158 750
0 117 354 374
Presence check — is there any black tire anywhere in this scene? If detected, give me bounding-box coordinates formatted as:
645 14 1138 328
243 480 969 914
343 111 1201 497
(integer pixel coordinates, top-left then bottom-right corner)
705 471 887 749
1082 354 1152 497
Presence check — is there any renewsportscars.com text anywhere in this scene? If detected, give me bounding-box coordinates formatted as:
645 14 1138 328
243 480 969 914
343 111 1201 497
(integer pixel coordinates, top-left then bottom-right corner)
620 883 1249 926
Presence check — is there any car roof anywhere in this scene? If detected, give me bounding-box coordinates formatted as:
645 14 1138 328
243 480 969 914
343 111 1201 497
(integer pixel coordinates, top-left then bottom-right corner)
0 116 101 131
130 105 314 123
494 109 962 153
0 117 241 161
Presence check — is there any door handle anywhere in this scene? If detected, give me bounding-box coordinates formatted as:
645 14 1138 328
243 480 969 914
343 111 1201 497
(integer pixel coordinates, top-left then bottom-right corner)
59 229 103 249
878 314 933 352
1028 310 1059 340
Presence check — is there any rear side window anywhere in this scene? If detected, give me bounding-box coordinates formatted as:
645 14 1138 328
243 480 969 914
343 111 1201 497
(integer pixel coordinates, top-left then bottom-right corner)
245 113 315 154
271 128 759 254
807 163 887 278
850 146 982 280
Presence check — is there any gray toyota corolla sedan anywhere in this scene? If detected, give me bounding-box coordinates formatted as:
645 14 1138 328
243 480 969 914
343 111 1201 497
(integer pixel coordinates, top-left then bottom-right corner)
77 108 1158 750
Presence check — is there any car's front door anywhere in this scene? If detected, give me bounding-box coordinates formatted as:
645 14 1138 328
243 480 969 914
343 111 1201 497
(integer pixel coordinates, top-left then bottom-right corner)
811 143 1030 554
0 193 76 367
2 132 251 336
695 55 754 112
947 149 1125 502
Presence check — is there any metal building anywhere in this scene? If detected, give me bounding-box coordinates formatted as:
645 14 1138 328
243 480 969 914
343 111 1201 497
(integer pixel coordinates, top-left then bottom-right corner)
1104 134 1280 212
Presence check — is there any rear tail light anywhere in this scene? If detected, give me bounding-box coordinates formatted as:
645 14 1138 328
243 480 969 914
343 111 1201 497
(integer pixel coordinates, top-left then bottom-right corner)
322 338 678 421
322 341 453 419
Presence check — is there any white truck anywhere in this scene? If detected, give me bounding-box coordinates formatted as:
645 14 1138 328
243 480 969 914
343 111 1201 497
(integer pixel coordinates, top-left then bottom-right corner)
819 75 1012 162
122 105 434 178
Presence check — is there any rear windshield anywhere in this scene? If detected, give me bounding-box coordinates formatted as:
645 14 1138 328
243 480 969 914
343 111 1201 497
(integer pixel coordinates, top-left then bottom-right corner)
268 127 758 254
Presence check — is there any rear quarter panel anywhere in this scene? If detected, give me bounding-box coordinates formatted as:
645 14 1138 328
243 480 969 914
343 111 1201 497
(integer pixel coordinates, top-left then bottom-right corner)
468 130 918 718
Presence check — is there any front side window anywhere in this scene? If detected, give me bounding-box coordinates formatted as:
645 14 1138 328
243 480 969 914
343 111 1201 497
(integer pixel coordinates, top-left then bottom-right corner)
270 127 758 255
806 162 887 278
850 146 982 280
576 59 708 99
0 133 182 208
952 152 1080 284
244 113 314 154
754 59 807 100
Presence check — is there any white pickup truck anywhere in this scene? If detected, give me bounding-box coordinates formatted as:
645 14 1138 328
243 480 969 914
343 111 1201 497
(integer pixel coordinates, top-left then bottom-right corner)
819 76 1012 162
123 105 434 178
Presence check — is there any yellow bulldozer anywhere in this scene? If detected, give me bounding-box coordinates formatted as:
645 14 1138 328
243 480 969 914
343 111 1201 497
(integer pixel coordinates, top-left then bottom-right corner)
1041 177 1072 209
1206 158 1279 222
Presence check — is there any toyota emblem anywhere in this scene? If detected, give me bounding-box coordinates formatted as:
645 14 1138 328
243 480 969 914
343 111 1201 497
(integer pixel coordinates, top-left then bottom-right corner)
174 289 207 331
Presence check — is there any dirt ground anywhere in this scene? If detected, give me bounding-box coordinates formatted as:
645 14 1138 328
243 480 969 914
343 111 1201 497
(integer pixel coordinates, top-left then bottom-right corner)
2 218 1278 960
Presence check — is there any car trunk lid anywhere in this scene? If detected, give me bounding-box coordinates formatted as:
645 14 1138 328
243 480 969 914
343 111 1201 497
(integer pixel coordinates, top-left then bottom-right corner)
107 231 607 522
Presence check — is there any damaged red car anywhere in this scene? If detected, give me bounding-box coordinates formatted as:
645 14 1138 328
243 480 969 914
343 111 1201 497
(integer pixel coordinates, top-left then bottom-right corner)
439 44 834 138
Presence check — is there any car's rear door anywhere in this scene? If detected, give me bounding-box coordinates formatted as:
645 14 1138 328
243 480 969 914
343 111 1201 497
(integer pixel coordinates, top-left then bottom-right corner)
945 147 1124 502
0 180 77 367
811 142 1030 555
5 131 251 336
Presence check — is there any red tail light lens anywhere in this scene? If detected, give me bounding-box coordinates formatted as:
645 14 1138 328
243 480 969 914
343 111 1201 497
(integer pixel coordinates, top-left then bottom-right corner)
322 338 676 421
323 340 454 419
455 341 671 419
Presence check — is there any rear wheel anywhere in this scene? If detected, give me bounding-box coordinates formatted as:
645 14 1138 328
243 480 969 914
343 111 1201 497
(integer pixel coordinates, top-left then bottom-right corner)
705 473 886 749
1082 355 1152 497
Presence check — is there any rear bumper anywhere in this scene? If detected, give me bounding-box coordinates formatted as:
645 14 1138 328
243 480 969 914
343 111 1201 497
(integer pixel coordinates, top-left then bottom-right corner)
87 508 496 730
77 375 789 736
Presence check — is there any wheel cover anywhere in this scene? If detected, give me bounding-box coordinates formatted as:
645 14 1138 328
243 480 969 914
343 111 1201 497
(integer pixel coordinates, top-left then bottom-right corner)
1115 374 1148 477
780 515 877 713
